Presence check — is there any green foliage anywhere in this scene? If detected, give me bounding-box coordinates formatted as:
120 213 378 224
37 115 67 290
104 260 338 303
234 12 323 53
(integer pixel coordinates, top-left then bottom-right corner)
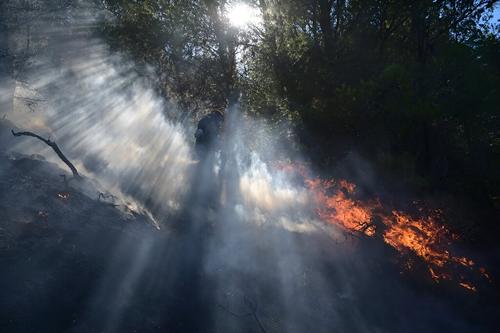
101 0 239 114
101 0 500 204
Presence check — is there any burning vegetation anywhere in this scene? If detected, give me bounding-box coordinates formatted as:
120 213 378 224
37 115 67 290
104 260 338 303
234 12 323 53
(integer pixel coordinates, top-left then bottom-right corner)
277 162 490 292
306 178 376 237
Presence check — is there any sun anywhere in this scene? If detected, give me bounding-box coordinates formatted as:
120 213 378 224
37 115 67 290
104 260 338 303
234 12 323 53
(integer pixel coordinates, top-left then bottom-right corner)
226 2 262 28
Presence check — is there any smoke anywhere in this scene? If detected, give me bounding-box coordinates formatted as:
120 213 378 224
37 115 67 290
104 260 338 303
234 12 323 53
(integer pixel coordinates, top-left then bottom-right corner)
6 24 357 329
6 35 194 220
2 2 324 232
1 4 493 333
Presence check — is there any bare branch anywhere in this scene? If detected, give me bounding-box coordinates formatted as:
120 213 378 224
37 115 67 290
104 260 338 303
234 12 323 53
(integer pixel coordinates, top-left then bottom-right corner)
11 129 81 179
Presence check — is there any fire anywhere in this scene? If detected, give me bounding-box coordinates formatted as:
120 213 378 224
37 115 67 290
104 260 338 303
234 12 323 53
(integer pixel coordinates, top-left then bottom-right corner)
380 210 479 291
382 211 451 268
276 161 490 292
305 178 375 236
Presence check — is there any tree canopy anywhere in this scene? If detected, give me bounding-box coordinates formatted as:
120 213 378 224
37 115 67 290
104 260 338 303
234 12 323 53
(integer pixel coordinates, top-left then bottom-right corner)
98 0 499 205
2 0 499 206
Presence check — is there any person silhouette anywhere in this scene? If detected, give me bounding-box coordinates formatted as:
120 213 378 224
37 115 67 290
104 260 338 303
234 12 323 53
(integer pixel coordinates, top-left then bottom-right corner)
192 111 225 210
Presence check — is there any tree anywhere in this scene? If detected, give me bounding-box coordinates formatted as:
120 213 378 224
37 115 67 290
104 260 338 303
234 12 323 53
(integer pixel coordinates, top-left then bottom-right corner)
101 0 241 116
89 0 500 205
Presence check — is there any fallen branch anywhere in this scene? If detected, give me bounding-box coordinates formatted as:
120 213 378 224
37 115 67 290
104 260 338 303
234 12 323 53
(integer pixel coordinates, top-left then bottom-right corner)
11 129 81 179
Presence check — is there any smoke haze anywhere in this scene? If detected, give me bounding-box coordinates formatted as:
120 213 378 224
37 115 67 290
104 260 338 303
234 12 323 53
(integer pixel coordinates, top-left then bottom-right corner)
0 4 497 333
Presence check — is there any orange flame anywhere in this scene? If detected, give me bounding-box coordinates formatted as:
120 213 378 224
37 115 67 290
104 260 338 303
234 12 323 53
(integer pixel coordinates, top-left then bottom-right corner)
277 162 489 292
382 211 452 268
306 178 375 236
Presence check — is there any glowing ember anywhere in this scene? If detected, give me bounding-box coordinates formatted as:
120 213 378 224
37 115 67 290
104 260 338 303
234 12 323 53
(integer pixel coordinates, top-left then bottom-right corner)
57 192 70 200
429 267 451 282
479 267 492 281
459 282 477 292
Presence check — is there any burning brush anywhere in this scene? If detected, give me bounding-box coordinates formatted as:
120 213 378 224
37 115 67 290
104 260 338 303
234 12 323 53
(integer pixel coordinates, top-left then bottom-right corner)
277 162 491 292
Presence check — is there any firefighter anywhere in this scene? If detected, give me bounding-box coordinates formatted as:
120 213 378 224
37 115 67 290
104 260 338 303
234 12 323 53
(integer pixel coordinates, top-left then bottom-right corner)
192 110 225 210
194 111 224 160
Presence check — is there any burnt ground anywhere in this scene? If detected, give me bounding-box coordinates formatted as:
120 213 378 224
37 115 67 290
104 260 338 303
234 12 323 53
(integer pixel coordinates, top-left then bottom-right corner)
0 147 499 332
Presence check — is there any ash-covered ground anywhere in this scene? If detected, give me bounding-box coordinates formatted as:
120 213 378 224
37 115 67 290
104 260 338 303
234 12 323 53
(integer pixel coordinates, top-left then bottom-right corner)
0 119 498 333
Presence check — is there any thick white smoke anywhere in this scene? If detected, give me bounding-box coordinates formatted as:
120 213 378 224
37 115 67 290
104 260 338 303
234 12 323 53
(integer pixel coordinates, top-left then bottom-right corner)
6 26 326 234
7 37 195 221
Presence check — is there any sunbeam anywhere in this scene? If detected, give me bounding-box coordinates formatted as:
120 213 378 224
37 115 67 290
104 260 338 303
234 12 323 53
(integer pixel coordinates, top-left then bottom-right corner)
1 0 498 332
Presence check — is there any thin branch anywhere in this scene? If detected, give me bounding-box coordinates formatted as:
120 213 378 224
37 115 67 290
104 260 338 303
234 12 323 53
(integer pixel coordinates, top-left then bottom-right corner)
98 192 116 201
244 296 267 333
11 129 81 179
431 0 491 41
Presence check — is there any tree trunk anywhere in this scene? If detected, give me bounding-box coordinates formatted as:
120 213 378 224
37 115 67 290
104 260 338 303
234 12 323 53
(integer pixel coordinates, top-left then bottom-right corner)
207 1 237 108
334 0 345 39
318 0 333 53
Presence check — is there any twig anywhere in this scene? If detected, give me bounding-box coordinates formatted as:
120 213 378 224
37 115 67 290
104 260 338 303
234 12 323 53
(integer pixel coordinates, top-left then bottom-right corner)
11 129 81 179
98 191 116 201
217 294 267 333
98 192 120 207
244 296 267 333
